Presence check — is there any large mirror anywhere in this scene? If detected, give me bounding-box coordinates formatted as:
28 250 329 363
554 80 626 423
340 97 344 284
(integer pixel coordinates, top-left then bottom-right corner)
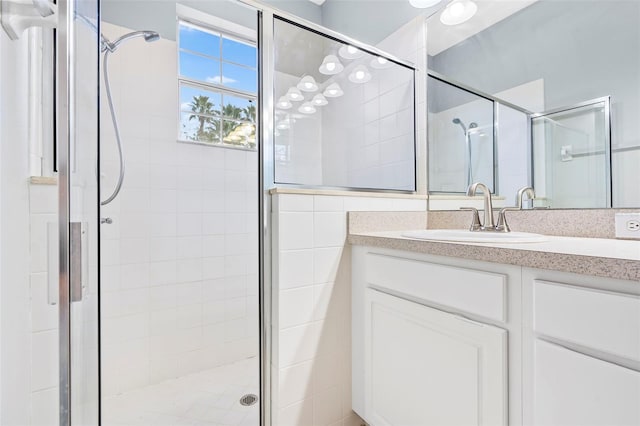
273 18 416 191
426 0 640 209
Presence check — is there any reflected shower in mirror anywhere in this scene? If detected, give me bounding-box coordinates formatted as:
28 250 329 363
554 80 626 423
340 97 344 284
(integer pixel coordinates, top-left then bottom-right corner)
428 75 497 195
273 17 416 191
426 0 639 209
532 98 611 209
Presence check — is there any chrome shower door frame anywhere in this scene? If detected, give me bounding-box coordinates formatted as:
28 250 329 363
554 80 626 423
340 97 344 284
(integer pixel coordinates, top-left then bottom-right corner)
57 0 101 423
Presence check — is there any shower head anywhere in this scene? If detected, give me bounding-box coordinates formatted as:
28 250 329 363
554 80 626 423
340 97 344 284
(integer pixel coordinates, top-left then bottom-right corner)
102 30 160 53
452 117 466 134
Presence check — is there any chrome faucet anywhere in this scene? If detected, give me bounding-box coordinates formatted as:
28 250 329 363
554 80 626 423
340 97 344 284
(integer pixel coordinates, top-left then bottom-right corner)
465 182 496 231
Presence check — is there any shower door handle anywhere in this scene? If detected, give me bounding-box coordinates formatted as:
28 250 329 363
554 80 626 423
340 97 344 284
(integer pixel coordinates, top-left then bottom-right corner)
69 222 85 302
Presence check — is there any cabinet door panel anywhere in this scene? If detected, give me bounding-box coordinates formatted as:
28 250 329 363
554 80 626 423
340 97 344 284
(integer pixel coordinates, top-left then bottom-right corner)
534 340 640 426
365 289 507 426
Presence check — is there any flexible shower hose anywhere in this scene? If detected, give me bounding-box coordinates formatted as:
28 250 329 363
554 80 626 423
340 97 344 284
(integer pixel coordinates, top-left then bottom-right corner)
101 50 125 206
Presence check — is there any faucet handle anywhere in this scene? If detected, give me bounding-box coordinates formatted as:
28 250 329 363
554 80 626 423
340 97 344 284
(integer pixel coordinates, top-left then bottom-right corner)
496 207 519 232
460 207 482 231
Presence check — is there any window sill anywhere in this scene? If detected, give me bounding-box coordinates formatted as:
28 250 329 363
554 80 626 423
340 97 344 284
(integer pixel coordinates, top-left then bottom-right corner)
177 139 257 152
30 176 57 185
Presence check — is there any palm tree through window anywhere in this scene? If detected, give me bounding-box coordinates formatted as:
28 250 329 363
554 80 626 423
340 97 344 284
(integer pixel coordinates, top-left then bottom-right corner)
178 20 257 149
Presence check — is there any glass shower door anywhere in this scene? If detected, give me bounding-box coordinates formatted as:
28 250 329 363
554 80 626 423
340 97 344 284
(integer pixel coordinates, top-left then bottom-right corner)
57 0 101 423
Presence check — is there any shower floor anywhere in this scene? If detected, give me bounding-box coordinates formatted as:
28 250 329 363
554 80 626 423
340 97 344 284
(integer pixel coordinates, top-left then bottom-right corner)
103 357 259 426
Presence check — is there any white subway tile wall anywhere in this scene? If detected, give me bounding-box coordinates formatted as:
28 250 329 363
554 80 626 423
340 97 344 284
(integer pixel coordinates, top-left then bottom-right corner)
28 183 60 422
273 191 427 426
99 22 259 397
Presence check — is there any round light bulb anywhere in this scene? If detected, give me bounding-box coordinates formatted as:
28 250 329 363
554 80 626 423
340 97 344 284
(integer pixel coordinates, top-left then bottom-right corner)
450 2 465 16
347 46 358 54
355 71 365 80
377 57 388 65
440 0 478 25
326 62 336 71
408 0 442 8
328 89 337 95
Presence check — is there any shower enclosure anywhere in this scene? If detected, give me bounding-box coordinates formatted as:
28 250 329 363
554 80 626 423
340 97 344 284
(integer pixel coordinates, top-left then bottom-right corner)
0 0 415 423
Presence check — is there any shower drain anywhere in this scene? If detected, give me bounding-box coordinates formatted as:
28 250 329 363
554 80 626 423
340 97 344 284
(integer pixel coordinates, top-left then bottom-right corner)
240 394 259 406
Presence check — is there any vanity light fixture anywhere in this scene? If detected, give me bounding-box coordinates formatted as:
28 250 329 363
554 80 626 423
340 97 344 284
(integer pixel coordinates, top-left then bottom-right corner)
277 96 292 109
440 0 478 25
286 87 304 101
409 0 442 7
319 54 344 75
323 83 344 98
338 44 364 60
348 65 372 84
370 56 392 69
297 75 319 92
298 102 317 114
312 94 328 106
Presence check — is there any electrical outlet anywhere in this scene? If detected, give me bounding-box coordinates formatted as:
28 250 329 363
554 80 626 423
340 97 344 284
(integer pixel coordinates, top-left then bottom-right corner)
615 213 640 239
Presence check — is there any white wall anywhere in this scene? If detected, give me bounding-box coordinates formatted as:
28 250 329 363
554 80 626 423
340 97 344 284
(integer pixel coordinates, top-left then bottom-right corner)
99 22 259 396
0 30 38 425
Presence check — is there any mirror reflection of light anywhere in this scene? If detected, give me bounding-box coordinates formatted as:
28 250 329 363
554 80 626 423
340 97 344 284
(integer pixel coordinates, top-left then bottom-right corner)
348 65 372 84
297 75 318 92
312 94 328 106
319 55 344 75
339 44 364 59
277 96 292 109
286 87 304 101
323 83 344 98
298 102 317 114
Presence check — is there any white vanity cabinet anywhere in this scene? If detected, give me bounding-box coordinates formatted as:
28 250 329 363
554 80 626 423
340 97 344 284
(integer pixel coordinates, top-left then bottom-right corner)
364 289 507 426
352 245 640 426
523 270 640 426
352 246 519 426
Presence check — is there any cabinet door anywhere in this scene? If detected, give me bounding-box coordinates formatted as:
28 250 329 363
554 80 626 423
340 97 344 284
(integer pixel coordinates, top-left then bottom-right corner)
364 289 507 426
533 340 640 426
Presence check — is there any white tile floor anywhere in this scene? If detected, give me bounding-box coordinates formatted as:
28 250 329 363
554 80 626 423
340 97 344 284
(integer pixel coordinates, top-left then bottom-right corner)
103 357 259 426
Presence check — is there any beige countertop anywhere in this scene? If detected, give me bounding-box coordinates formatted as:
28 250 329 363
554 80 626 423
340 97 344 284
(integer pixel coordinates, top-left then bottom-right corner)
348 230 640 281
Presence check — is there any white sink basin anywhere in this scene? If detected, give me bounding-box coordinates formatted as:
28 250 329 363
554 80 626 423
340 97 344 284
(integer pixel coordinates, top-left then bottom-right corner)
402 229 549 244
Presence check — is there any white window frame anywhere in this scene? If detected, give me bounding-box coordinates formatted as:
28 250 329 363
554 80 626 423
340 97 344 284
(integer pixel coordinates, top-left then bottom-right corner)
176 5 258 151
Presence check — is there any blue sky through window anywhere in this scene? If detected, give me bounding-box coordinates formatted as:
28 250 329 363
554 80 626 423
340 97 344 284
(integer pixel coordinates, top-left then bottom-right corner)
179 21 257 95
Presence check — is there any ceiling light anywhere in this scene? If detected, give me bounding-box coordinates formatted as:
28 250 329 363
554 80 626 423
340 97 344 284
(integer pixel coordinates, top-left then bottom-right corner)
338 44 364 60
319 55 344 75
370 56 392 69
348 65 372 84
408 0 441 7
286 87 304 101
323 83 344 98
312 94 328 106
440 0 477 25
297 75 319 92
298 102 316 114
277 96 292 109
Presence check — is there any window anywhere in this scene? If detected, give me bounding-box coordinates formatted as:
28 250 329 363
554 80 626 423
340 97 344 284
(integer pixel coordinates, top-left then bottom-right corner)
178 20 257 149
